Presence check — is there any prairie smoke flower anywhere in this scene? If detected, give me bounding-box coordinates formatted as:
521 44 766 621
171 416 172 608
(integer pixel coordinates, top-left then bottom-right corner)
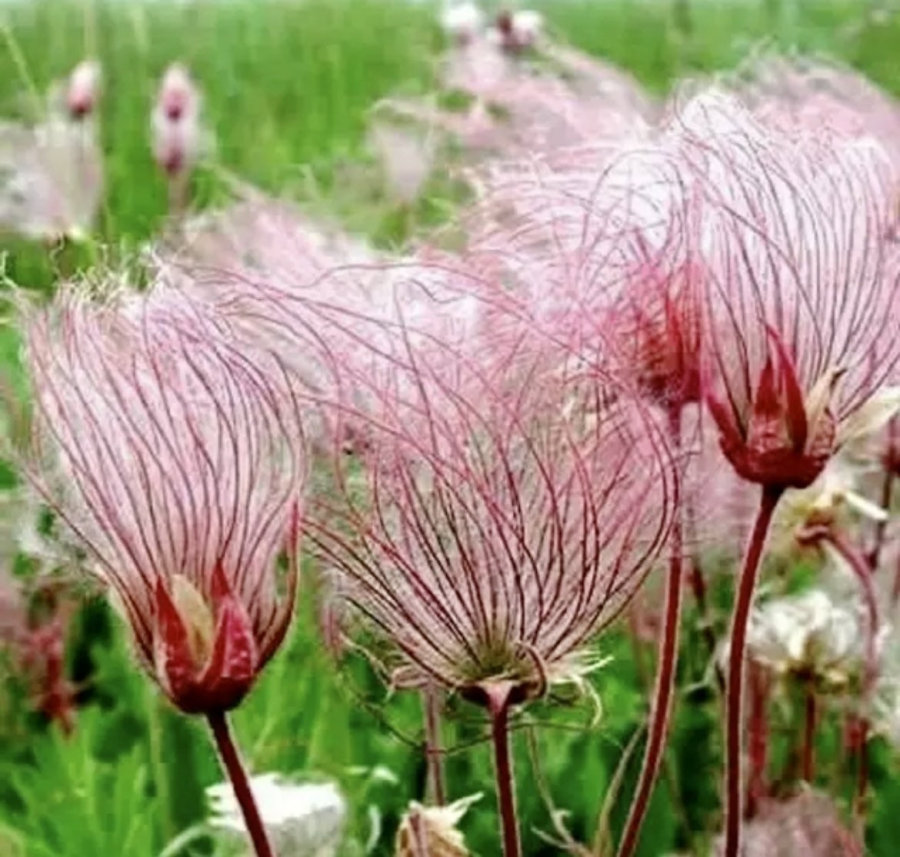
208 775 346 855
0 566 78 731
312 335 675 698
25 289 305 716
678 91 900 491
312 316 675 857
437 32 650 161
655 89 900 857
64 60 102 120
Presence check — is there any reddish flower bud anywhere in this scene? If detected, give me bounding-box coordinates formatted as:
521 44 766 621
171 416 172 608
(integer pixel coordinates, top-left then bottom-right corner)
151 64 203 178
65 60 101 120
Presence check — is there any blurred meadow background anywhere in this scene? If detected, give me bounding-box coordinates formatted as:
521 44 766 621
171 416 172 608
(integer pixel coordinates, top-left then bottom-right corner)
2 1 900 856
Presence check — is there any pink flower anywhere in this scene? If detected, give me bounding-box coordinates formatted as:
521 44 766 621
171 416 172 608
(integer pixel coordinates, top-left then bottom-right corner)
679 91 900 489
713 791 862 857
152 64 203 178
65 60 102 120
725 54 900 177
25 290 306 714
310 311 676 696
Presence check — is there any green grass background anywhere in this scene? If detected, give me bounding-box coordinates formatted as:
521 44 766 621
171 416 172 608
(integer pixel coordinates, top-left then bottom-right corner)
2 1 900 855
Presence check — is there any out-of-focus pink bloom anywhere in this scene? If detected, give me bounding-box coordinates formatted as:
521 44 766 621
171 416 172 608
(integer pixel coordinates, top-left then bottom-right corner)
1 570 78 732
460 136 698 415
440 2 484 45
152 64 203 178
0 116 103 241
150 185 390 449
310 314 676 696
490 9 544 53
155 183 377 282
677 91 900 490
713 791 863 857
724 54 900 178
65 60 102 120
367 103 436 204
25 290 306 714
434 29 654 163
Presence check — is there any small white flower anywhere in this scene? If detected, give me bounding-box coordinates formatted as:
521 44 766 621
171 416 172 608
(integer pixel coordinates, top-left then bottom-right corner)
395 793 481 856
746 589 864 687
510 10 544 45
771 453 886 558
208 774 346 856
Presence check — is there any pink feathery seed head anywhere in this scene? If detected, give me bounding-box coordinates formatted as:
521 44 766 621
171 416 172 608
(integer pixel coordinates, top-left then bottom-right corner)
673 89 900 490
152 63 202 177
25 288 307 715
614 259 703 408
463 137 703 411
726 54 900 178
713 791 863 857
65 60 102 120
310 324 678 702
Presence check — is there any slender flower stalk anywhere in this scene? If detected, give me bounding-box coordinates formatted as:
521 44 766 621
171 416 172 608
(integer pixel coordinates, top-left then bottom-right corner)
422 684 447 806
208 712 276 857
816 529 879 822
801 684 817 784
745 660 770 819
484 682 521 857
723 487 781 856
616 407 686 857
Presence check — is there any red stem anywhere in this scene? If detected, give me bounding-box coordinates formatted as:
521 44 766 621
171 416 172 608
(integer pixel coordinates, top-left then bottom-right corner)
422 684 446 806
854 718 870 826
823 532 878 824
745 660 769 819
207 711 275 857
486 683 521 857
723 486 781 857
616 409 685 857
868 464 893 571
826 532 879 692
801 685 817 784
